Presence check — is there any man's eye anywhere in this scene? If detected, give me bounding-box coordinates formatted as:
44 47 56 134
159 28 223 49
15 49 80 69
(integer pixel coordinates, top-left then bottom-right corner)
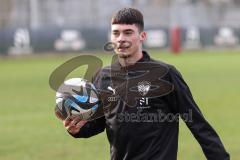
112 32 119 36
125 32 132 35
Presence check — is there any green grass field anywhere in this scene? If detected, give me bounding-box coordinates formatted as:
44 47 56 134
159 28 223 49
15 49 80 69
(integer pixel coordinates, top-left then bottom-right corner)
0 50 239 160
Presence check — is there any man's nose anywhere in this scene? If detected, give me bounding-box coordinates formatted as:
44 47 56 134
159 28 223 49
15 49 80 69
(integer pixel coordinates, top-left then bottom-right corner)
117 33 126 42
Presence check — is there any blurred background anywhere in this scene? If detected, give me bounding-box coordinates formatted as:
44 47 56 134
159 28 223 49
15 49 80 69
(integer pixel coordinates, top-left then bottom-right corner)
0 0 239 160
0 0 240 54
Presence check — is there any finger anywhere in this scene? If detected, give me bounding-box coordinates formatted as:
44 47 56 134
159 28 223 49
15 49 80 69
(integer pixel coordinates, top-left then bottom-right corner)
76 120 87 128
66 126 76 133
65 125 71 131
69 116 81 126
67 123 82 133
63 117 72 127
66 124 77 131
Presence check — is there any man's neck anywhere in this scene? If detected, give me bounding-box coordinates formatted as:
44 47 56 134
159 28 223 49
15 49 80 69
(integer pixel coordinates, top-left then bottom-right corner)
118 51 143 67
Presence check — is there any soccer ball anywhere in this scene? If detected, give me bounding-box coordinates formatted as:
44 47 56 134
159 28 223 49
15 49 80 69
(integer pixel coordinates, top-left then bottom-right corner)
55 78 100 120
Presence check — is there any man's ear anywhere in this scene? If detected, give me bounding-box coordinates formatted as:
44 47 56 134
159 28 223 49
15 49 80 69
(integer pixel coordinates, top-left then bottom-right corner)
140 31 147 42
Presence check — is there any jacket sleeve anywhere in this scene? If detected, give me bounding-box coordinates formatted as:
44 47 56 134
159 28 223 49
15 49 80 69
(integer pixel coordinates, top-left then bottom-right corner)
68 116 106 138
169 66 230 160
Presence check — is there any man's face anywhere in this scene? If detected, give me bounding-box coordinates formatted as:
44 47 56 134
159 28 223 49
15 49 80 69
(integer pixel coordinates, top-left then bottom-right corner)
111 24 146 58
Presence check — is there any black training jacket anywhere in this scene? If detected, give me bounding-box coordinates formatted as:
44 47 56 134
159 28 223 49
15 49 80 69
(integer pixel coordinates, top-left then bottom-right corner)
69 51 230 160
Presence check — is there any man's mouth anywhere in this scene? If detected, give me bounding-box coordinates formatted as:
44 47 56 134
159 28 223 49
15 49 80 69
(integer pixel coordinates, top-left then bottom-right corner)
118 46 128 51
117 45 130 51
117 42 132 51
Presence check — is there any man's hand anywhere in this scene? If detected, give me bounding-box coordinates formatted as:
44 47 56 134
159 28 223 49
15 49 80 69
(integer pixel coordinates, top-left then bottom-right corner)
63 116 87 135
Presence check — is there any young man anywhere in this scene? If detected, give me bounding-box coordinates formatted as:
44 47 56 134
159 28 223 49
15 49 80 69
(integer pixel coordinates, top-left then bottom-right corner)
63 8 230 160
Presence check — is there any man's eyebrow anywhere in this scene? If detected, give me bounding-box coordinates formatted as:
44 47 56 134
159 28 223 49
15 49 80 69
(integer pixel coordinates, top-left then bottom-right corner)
124 29 134 32
112 30 119 32
112 29 134 32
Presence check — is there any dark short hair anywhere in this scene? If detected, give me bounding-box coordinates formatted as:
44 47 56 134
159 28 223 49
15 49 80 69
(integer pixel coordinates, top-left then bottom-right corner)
111 7 144 32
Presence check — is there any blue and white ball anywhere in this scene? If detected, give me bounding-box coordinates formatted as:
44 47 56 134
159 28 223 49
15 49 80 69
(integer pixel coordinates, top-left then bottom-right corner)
55 78 100 120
